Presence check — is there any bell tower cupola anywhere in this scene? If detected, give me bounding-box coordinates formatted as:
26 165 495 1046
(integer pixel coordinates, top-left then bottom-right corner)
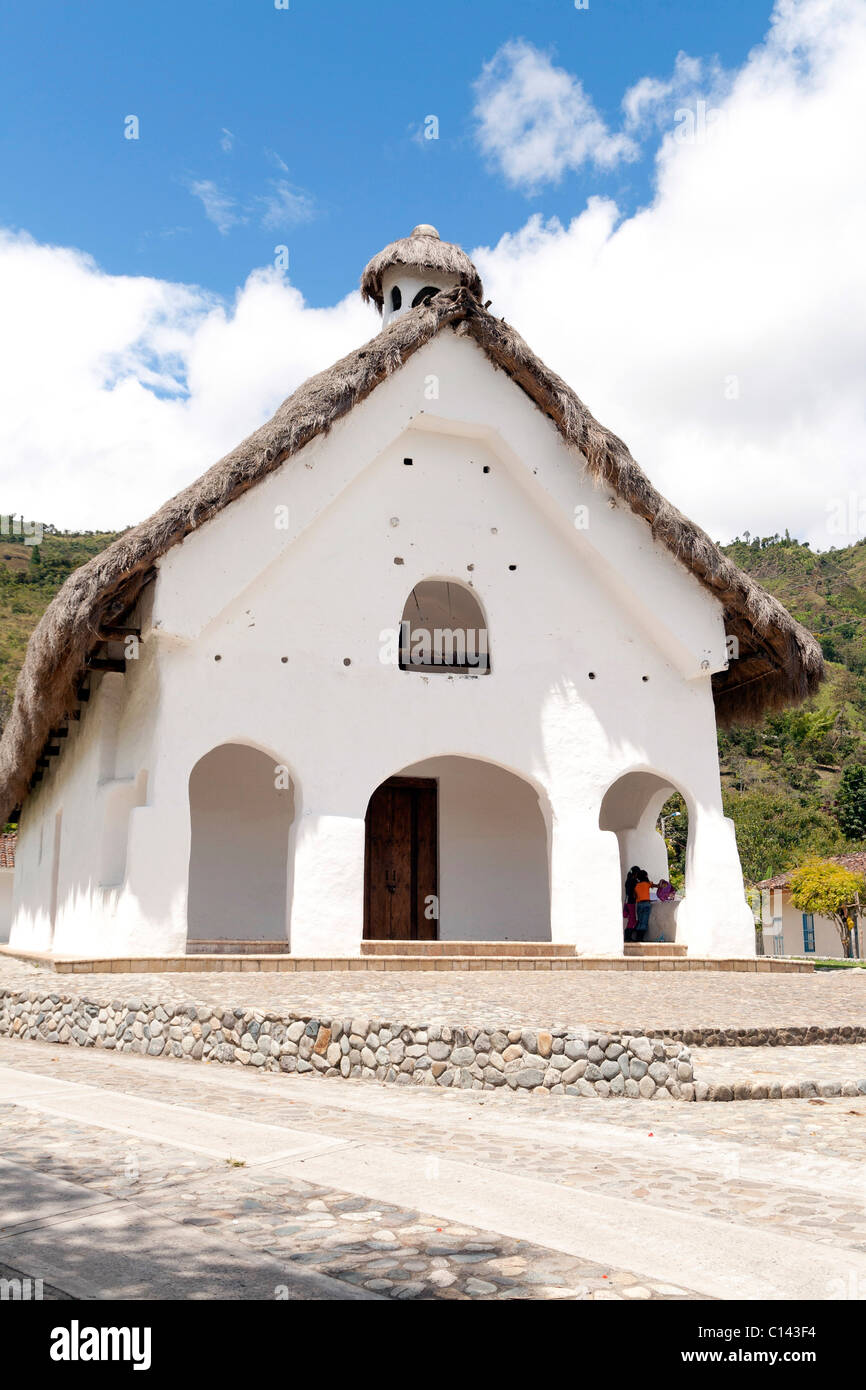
361 224 484 328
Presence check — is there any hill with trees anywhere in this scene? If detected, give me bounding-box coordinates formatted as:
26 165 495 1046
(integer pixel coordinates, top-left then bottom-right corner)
714 533 866 881
0 521 120 733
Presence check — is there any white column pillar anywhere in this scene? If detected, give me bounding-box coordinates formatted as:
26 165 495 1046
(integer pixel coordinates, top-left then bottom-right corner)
289 811 365 957
676 807 755 956
549 810 623 954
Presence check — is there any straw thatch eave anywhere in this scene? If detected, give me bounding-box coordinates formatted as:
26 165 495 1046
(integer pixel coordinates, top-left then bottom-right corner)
0 286 823 821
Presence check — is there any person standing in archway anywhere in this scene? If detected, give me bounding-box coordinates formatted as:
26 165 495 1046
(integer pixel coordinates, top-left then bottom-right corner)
634 869 657 941
623 865 640 941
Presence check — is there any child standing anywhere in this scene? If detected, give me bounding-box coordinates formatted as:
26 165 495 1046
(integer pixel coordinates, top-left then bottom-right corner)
634 870 657 940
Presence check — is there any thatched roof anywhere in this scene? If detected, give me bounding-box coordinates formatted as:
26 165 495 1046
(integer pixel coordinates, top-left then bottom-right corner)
0 283 823 820
361 224 484 310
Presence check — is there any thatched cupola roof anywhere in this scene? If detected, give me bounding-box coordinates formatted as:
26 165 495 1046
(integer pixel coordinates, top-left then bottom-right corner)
0 278 823 820
361 224 484 310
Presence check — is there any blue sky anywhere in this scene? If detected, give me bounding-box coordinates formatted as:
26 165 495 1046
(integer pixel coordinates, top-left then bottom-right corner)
0 0 772 304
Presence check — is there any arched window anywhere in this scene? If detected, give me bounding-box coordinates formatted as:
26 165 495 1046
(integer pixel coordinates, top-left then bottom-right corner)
411 285 441 307
399 579 489 674
390 286 402 311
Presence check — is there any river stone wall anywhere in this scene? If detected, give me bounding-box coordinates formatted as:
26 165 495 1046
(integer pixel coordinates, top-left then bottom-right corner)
0 986 697 1099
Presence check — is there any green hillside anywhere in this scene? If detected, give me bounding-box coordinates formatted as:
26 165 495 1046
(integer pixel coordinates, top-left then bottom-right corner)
715 533 866 880
0 523 121 730
1 521 865 880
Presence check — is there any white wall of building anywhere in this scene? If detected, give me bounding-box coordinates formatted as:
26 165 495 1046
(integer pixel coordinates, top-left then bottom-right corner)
763 889 857 959
0 869 13 943
10 330 754 959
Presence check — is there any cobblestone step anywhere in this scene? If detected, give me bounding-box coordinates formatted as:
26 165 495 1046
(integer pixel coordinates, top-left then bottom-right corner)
184 941 682 958
623 943 687 957
0 945 813 974
360 940 575 957
187 940 290 955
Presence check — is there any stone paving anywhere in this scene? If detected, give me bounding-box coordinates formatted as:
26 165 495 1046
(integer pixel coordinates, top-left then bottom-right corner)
2 954 865 1032
693 1044 866 1085
4 1041 866 1272
0 1045 707 1301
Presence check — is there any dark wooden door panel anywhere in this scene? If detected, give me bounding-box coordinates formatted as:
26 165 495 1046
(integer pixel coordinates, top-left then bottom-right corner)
364 777 438 940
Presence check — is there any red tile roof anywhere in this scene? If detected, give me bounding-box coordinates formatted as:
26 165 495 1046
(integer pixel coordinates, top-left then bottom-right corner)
757 851 866 891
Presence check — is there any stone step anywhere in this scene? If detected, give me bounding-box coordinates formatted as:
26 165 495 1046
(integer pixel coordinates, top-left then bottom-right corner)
0 945 813 974
187 940 289 955
623 943 688 957
360 940 575 957
142 939 682 959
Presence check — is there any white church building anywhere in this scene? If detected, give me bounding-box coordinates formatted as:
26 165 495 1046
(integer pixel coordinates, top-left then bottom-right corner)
0 226 822 960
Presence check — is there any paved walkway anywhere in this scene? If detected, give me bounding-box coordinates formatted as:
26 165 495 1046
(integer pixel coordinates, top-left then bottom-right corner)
2 955 865 1031
1 1039 865 1301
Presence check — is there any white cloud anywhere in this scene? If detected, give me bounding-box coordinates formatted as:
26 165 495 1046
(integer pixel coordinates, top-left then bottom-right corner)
220 128 235 154
0 231 374 530
257 180 316 231
622 51 726 132
189 179 243 235
475 40 731 192
471 0 866 547
189 174 315 234
265 148 290 173
474 40 638 191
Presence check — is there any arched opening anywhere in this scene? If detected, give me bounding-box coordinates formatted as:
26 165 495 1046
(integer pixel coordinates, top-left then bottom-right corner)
390 285 402 312
364 756 549 941
411 285 441 307
187 744 293 944
399 579 489 674
599 771 689 944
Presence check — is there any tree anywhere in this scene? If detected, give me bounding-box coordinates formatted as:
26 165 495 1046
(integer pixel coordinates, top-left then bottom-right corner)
658 793 688 888
724 789 846 882
836 765 866 841
788 858 864 958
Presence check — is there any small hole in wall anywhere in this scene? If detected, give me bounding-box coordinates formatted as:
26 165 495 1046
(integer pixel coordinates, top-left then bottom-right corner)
483 465 490 473
642 675 649 682
403 457 413 466
214 654 222 662
588 671 596 680
343 658 352 667
281 656 288 664
394 556 404 565
467 563 475 571
508 564 517 571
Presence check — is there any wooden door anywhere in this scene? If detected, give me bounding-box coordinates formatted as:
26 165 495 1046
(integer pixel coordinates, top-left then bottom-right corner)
364 777 438 940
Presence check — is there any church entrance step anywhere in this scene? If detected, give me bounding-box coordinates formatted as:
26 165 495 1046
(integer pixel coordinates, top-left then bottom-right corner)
186 939 687 958
360 940 574 957
0 943 813 972
624 943 688 958
187 940 289 955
